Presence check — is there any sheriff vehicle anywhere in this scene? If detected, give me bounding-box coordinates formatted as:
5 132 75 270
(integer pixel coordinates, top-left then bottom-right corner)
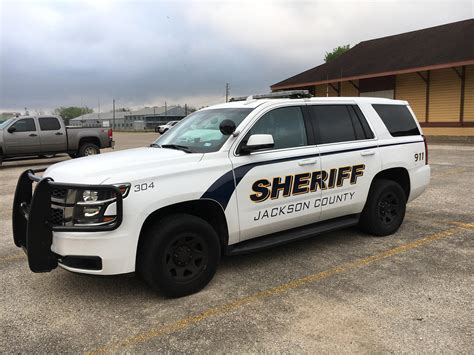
12 91 430 297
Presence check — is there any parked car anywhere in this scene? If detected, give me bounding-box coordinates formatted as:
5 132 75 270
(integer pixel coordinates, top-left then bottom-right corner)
0 115 114 165
155 120 179 134
12 91 430 298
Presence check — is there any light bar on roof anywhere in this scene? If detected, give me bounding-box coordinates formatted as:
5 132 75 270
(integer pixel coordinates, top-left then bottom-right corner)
229 90 311 102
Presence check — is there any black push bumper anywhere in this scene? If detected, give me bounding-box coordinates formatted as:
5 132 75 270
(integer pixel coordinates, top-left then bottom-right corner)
12 169 123 273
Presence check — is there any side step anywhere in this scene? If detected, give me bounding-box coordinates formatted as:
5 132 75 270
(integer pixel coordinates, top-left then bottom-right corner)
226 214 360 255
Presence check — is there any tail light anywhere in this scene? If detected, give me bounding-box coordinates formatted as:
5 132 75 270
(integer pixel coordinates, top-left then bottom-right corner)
422 135 428 165
108 128 113 139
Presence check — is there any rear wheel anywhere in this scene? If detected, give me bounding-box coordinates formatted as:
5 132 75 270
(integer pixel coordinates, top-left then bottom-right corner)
138 214 220 297
359 179 406 236
78 143 100 157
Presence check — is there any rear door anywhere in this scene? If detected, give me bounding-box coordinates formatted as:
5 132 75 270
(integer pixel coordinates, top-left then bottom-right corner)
230 104 322 241
3 118 41 155
307 104 381 221
38 117 67 153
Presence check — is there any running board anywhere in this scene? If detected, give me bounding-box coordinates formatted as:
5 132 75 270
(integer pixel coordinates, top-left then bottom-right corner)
226 214 360 255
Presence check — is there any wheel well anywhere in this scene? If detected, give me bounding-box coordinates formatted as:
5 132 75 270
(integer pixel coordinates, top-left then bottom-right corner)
372 167 410 200
79 137 100 148
138 199 229 253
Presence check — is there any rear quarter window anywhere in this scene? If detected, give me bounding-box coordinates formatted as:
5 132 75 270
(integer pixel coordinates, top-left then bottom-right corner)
372 104 420 137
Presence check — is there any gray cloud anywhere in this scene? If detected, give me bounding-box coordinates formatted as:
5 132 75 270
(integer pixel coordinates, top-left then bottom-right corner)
0 0 472 112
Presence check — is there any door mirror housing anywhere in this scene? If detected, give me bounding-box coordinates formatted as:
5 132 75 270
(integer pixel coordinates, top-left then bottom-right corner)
7 126 16 133
219 119 236 136
241 134 274 154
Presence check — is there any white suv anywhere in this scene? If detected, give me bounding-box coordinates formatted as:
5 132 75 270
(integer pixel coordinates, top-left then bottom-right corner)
12 91 430 297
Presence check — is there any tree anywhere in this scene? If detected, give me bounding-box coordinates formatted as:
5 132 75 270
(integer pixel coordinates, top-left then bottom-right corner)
53 106 93 125
324 44 351 63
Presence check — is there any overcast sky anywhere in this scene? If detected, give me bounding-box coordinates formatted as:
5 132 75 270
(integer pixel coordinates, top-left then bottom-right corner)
0 0 472 113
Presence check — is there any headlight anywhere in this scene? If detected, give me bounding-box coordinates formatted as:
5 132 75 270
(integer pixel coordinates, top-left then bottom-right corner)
49 183 130 228
83 190 99 202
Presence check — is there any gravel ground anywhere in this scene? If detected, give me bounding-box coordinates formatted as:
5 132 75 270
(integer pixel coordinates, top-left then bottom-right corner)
0 133 473 353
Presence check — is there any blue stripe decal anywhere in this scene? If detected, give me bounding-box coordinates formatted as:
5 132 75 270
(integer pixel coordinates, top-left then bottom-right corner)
201 140 422 210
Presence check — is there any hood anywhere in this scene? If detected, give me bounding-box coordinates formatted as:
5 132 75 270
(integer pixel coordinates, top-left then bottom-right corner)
44 147 203 184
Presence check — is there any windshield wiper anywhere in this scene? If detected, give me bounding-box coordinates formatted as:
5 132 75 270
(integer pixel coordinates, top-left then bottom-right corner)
161 144 193 153
150 143 160 148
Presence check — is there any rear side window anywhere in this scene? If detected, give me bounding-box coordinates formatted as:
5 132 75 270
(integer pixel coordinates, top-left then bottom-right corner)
309 105 373 144
39 117 61 131
372 104 420 137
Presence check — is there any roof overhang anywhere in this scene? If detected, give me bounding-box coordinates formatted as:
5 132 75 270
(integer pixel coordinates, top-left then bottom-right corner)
271 60 474 90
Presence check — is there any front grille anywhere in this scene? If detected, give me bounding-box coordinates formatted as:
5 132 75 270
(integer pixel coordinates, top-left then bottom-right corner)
50 208 64 226
51 188 67 200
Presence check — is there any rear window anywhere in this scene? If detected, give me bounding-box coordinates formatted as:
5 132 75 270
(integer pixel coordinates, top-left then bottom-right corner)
372 104 420 137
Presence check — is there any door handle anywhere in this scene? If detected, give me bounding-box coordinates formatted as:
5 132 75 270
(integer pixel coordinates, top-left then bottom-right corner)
360 150 375 156
55 132 63 135
298 158 318 166
29 133 38 137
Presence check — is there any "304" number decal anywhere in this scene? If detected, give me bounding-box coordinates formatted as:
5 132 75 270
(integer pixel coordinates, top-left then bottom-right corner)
134 182 155 192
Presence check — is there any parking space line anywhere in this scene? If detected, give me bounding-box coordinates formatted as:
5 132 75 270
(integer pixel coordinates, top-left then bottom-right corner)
88 222 473 354
0 253 24 263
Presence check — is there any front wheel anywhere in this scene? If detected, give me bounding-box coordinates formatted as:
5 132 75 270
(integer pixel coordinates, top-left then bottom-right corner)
39 154 56 159
138 214 220 298
359 179 406 236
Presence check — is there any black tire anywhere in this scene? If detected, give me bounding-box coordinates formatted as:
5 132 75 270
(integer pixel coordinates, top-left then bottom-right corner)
138 214 221 297
78 143 100 157
359 179 406 236
68 153 78 159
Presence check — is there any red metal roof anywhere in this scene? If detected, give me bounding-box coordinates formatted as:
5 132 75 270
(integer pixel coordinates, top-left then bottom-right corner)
271 19 474 90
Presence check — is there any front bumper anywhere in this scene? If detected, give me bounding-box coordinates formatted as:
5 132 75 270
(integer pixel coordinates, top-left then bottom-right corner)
12 169 123 273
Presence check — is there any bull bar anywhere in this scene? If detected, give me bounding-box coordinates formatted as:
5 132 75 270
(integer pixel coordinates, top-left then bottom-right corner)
12 169 123 273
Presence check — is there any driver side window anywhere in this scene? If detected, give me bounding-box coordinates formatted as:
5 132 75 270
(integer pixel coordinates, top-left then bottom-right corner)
244 106 308 151
12 118 36 132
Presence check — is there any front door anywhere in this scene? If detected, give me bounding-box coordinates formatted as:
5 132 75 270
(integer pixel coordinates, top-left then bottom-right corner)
3 118 41 155
230 105 322 241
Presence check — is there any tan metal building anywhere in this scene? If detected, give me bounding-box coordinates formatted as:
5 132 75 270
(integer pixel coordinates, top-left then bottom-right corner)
271 19 474 136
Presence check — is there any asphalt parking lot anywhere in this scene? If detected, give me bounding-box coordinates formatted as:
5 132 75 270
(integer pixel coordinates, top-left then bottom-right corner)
0 132 473 353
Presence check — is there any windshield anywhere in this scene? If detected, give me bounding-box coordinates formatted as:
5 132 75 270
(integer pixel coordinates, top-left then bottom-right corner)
153 108 253 153
0 118 14 129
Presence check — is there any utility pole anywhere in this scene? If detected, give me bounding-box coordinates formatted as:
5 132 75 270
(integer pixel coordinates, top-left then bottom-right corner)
113 99 116 129
98 98 101 119
165 101 167 121
225 83 230 102
185 103 188 116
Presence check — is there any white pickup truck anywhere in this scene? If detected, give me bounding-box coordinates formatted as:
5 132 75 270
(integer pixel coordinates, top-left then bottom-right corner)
0 115 114 164
12 91 430 297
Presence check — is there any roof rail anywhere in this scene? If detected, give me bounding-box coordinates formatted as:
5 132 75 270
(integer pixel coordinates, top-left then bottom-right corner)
229 90 311 102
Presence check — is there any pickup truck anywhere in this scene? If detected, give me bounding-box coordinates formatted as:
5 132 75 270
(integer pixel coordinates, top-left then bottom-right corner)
0 115 114 165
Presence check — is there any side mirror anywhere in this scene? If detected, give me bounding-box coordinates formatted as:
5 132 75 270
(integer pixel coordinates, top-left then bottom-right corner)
219 119 236 136
7 126 16 133
241 134 274 154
